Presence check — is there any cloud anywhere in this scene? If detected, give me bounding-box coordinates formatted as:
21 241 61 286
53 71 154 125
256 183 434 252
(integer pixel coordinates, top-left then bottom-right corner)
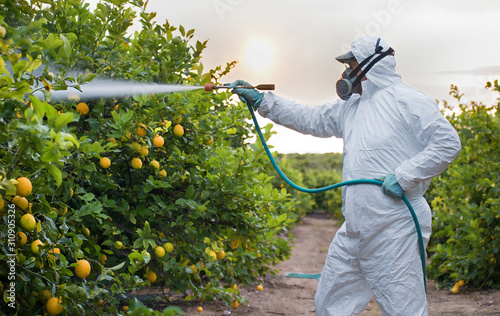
422 65 500 76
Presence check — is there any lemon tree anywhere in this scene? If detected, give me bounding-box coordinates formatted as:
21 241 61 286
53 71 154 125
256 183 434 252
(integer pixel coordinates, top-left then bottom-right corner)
426 83 500 289
0 1 295 314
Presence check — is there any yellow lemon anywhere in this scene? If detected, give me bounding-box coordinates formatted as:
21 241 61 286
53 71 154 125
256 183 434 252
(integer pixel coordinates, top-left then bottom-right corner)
131 158 142 169
208 250 217 262
31 239 43 255
20 213 36 231
159 169 167 178
99 157 111 168
153 135 164 147
232 301 239 309
216 250 226 260
197 306 203 312
136 124 146 137
58 207 68 216
139 146 149 157
16 232 27 246
256 285 264 291
145 270 157 283
150 160 160 169
46 296 63 315
15 177 32 197
131 142 141 152
13 195 29 210
158 232 165 239
173 124 184 137
230 239 240 250
74 259 91 279
122 305 129 312
451 285 459 294
154 246 166 258
48 247 60 261
114 241 123 249
173 115 182 124
76 102 89 115
98 254 107 265
231 284 237 290
203 136 213 146
163 242 174 253
0 25 6 38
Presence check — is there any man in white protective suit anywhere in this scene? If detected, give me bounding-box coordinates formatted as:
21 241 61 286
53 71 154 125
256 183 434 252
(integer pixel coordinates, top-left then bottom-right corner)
229 36 462 315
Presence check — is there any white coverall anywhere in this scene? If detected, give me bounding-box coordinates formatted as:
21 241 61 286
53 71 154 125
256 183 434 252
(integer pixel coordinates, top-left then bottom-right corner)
256 37 461 315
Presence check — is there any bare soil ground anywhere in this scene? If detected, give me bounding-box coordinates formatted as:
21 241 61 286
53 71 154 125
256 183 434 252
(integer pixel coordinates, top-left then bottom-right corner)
145 213 500 316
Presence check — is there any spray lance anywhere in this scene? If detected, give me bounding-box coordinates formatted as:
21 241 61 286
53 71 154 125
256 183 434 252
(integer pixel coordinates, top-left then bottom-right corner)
207 82 427 292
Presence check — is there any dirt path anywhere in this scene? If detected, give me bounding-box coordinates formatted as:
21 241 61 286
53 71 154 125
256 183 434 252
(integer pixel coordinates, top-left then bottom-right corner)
162 214 500 315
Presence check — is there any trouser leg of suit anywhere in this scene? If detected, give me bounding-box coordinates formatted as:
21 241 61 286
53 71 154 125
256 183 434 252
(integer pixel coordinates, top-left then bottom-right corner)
314 224 373 316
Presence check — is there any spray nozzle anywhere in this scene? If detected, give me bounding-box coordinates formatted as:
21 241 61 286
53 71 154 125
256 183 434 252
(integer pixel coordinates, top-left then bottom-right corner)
204 83 275 92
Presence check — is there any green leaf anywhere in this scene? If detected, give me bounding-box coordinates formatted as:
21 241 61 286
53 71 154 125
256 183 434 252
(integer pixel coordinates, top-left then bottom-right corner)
54 112 74 130
48 164 62 186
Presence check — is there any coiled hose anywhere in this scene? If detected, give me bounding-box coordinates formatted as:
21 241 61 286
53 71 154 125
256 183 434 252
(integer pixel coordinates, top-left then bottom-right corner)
245 103 427 293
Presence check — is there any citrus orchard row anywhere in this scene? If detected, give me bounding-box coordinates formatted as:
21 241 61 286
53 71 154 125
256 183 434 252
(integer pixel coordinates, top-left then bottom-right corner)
0 1 295 315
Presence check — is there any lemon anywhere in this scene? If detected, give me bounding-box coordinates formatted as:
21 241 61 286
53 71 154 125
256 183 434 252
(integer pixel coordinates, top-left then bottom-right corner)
203 136 213 146
159 169 167 178
81 227 90 238
208 250 217 262
451 285 459 294
15 177 32 197
131 158 142 169
158 232 165 239
31 239 43 255
46 296 63 315
173 124 184 137
20 213 36 231
150 160 160 169
153 135 164 147
0 26 6 38
256 285 264 291
189 264 198 273
131 142 141 151
76 102 89 115
139 146 149 157
58 207 68 216
145 270 157 283
230 239 240 249
231 284 237 290
16 232 27 246
114 241 123 250
74 259 91 279
97 299 104 306
163 242 174 253
154 246 166 258
232 301 239 309
48 247 60 261
216 250 226 260
173 115 182 124
39 289 53 304
122 305 129 312
13 195 29 210
100 157 111 168
136 124 146 137
98 254 107 265
197 306 203 312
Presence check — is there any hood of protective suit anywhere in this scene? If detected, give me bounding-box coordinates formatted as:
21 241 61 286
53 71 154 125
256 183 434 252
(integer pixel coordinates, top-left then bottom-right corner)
350 37 402 91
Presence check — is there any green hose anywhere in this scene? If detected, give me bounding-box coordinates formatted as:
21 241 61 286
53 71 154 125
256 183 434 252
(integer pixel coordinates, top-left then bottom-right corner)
246 104 427 293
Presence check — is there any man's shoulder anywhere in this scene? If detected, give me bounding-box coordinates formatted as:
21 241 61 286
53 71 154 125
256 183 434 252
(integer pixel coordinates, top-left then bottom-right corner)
392 83 436 106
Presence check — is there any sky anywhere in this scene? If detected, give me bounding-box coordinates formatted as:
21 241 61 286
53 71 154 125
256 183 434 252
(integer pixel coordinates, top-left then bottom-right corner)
88 0 500 154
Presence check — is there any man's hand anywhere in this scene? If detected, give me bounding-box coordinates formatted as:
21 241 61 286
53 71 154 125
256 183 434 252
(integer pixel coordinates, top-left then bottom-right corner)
228 80 264 111
380 174 404 200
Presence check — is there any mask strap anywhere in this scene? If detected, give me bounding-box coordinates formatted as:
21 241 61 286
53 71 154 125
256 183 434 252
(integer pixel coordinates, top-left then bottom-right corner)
351 47 394 87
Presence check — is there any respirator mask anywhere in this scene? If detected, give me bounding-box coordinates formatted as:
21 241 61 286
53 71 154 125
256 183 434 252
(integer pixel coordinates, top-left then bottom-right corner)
336 38 395 100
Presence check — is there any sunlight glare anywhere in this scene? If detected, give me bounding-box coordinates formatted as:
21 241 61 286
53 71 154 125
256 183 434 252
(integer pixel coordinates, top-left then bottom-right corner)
243 38 275 73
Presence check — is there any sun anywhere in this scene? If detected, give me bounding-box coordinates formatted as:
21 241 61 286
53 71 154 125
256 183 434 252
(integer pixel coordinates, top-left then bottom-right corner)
243 37 275 73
